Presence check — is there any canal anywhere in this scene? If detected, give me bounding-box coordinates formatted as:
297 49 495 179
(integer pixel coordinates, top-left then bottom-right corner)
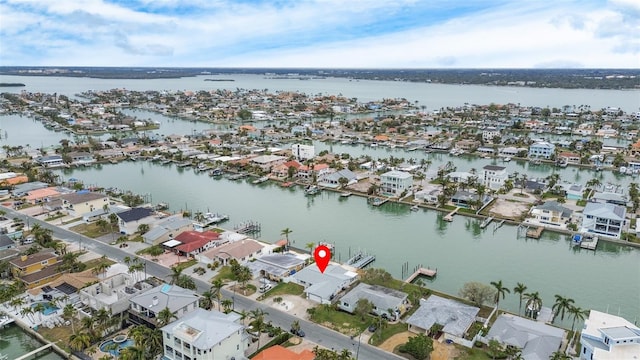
55 161 640 328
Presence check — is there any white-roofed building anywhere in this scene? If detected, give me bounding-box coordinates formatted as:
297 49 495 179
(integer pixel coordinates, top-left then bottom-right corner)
338 283 408 321
580 310 640 360
581 202 626 239
380 170 413 197
407 295 479 342
486 314 564 360
291 264 358 304
161 308 249 360
128 283 200 329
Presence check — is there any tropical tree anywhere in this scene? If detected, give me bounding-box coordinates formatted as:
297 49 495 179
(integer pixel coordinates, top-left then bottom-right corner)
33 302 45 321
63 303 77 334
490 280 510 309
69 332 92 351
221 299 233 313
157 307 177 327
524 291 542 319
552 295 575 323
568 306 589 333
211 279 224 311
459 282 495 307
199 290 215 310
175 275 196 290
513 282 527 316
306 242 315 255
118 345 146 360
168 266 183 285
550 350 572 360
354 298 374 321
280 227 293 249
136 223 149 234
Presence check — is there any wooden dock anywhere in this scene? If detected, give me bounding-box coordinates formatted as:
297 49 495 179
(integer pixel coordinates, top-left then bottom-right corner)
480 217 494 229
346 251 376 269
579 236 599 250
444 207 460 222
405 267 438 283
16 343 53 360
234 221 261 234
368 197 389 206
526 226 544 239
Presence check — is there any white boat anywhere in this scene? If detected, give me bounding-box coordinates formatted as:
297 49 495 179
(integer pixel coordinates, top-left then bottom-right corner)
304 185 321 195
340 192 352 198
253 176 269 184
503 157 511 162
410 205 420 212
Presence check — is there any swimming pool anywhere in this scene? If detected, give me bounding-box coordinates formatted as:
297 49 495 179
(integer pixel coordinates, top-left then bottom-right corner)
30 302 58 316
99 339 134 356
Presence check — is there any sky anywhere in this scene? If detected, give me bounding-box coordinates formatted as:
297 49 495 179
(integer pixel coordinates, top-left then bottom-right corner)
0 0 639 68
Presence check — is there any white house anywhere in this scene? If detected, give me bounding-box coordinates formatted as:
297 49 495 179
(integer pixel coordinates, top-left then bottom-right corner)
529 141 555 159
379 170 413 197
161 308 249 360
580 310 640 360
128 283 200 329
581 202 626 239
291 264 357 304
291 143 315 161
482 165 508 190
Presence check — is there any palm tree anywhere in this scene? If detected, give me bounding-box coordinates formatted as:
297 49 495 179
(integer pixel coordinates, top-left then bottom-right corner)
157 307 177 327
550 350 572 360
221 299 233 313
20 306 35 323
168 266 183 285
552 295 575 323
305 242 315 255
569 306 589 333
513 283 527 316
490 280 510 309
175 274 196 290
524 291 542 319
211 279 224 311
10 297 25 312
118 346 145 360
69 332 92 351
63 303 77 334
280 227 293 249
33 302 45 321
200 290 215 310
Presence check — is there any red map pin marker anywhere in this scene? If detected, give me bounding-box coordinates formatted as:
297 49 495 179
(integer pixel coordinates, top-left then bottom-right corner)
314 245 331 273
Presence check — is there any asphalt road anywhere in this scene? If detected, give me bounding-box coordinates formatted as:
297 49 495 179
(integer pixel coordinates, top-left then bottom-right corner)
3 207 402 360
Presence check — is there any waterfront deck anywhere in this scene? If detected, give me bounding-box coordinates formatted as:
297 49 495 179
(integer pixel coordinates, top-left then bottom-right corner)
340 192 352 198
444 207 460 222
234 221 261 234
405 267 438 283
368 197 389 206
480 217 494 229
526 226 544 239
346 251 376 269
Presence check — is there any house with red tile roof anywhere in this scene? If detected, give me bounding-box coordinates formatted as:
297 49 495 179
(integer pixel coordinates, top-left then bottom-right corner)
170 230 223 256
272 160 302 178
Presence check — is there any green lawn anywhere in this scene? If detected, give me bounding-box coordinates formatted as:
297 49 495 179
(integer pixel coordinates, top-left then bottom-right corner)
212 266 236 283
69 222 113 238
257 282 304 300
308 304 371 336
454 345 492 360
172 259 198 272
368 322 407 346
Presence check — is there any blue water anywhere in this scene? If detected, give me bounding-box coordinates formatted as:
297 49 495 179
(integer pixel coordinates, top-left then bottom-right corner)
99 339 134 356
31 302 59 316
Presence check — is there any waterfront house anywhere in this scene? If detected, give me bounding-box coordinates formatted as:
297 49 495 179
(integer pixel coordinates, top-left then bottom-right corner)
59 191 109 217
454 139 480 152
198 239 264 266
128 283 200 329
292 264 357 304
79 273 152 316
486 314 564 360
482 165 508 190
482 129 501 143
272 160 302 178
528 201 573 227
297 163 331 181
318 169 357 188
171 230 223 256
161 308 249 360
9 251 62 289
35 154 64 168
253 345 314 360
24 186 62 205
450 190 486 209
116 207 156 235
558 152 581 165
338 283 408 321
528 141 555 159
581 202 626 239
291 143 315 161
34 269 97 304
414 186 442 205
250 154 286 171
591 192 628 206
379 170 413 197
142 215 193 245
499 147 527 157
407 295 479 342
246 254 306 281
580 310 640 360
67 151 95 166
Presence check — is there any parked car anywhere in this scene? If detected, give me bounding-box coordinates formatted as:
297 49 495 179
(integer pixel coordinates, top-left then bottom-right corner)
259 283 273 293
368 324 377 332
290 328 305 337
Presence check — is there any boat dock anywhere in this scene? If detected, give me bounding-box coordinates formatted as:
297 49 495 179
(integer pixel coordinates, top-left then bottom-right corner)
526 226 545 239
16 343 53 360
234 221 261 234
405 267 438 283
346 251 376 269
340 192 352 198
444 207 460 222
573 234 599 250
368 197 388 206
493 220 506 232
480 217 494 229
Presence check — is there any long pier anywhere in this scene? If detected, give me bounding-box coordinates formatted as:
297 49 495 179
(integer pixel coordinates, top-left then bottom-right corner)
405 267 438 283
16 343 53 360
444 207 460 222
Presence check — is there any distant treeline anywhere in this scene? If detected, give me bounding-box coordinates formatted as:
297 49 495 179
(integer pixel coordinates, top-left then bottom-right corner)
0 67 638 89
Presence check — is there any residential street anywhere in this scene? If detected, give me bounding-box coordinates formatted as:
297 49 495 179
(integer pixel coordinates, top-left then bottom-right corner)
2 206 403 360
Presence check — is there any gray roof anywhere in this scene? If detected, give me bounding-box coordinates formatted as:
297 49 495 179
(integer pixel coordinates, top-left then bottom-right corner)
600 326 640 340
247 254 305 277
486 314 564 360
406 295 479 337
340 283 407 312
0 234 15 248
583 202 626 220
59 192 106 204
483 165 506 171
117 207 154 223
144 216 192 242
294 264 357 301
322 169 357 182
129 283 199 313
534 201 573 218
12 181 50 196
161 308 242 350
